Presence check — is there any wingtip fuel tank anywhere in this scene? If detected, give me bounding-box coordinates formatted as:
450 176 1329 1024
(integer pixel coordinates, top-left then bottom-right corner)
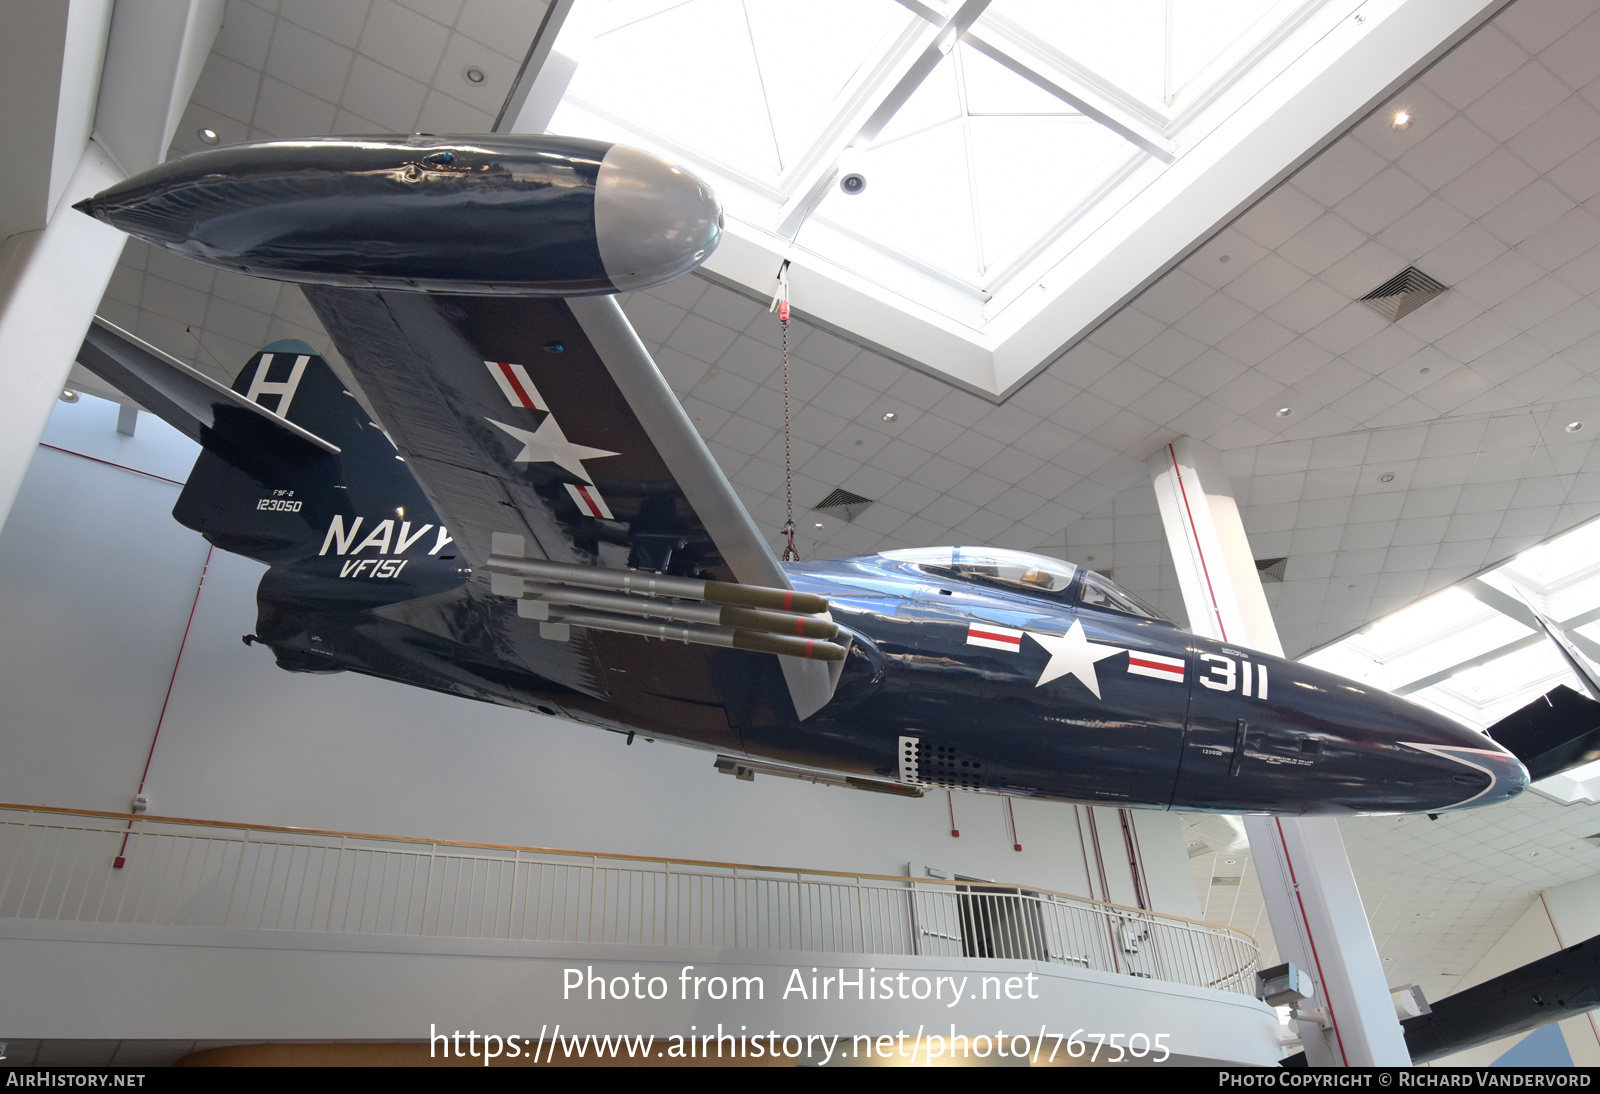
73 135 723 295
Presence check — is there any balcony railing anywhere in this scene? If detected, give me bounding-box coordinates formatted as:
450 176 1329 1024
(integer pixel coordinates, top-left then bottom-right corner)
0 804 1258 995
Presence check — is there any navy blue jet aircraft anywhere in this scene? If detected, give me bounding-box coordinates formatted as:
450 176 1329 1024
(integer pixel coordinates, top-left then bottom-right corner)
73 134 1534 816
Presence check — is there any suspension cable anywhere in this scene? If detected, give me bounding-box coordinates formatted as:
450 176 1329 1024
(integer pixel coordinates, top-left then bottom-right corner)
769 260 798 561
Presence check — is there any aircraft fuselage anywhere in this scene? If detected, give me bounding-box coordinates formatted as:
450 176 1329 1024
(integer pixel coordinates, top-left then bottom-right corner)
250 537 1526 817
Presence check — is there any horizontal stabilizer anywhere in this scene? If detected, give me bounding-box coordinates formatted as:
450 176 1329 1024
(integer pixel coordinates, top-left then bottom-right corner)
1485 685 1600 782
76 318 340 457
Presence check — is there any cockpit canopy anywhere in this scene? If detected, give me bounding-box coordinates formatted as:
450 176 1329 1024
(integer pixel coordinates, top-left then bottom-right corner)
877 547 1169 622
881 546 1076 593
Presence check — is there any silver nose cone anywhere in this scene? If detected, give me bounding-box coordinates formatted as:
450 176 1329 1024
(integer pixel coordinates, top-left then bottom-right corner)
594 144 722 292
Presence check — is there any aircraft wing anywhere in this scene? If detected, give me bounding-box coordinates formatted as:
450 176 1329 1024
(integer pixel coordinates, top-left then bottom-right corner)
300 288 841 719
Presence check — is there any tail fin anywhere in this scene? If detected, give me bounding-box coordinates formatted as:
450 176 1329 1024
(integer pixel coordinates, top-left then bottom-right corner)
173 339 442 565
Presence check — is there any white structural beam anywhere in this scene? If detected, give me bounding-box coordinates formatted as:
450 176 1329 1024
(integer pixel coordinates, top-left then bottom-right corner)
0 0 115 242
0 142 128 533
1149 437 1411 1067
497 0 575 133
962 26 1174 162
0 0 223 537
94 0 224 177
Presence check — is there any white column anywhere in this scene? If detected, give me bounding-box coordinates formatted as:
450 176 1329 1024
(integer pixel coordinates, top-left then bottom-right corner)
0 140 126 533
1149 436 1410 1067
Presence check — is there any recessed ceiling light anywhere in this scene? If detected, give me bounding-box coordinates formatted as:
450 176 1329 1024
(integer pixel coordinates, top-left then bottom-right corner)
1379 473 1395 482
882 411 897 422
1391 110 1412 130
814 522 824 529
1419 366 1430 374
1219 254 1231 264
198 127 219 144
1224 859 1236 865
59 390 79 403
464 66 487 84
1567 421 1584 433
1276 407 1293 417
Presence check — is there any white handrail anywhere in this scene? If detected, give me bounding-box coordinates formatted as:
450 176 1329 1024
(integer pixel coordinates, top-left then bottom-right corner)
0 806 1259 996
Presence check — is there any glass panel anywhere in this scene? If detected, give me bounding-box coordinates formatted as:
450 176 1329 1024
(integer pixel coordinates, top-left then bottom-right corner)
1508 519 1600 589
820 75 982 277
1169 0 1281 101
1348 587 1497 662
880 546 1078 596
968 114 1137 271
989 0 1167 108
558 0 909 178
1077 570 1166 621
560 0 783 172
1428 642 1574 715
745 0 910 168
958 42 1079 115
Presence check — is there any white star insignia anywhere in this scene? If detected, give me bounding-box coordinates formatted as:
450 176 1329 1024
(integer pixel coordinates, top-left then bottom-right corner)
488 416 617 483
1028 620 1126 698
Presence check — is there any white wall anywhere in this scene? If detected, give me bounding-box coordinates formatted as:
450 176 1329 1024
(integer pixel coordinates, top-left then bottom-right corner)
0 394 1199 917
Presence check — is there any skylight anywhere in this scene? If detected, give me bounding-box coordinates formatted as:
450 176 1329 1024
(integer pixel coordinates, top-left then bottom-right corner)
1302 513 1600 806
539 0 1389 389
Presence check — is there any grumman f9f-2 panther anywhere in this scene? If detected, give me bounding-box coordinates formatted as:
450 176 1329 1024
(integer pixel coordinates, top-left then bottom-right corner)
72 133 1543 816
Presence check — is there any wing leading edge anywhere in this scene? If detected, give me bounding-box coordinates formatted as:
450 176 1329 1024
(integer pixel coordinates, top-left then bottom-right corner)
301 288 840 720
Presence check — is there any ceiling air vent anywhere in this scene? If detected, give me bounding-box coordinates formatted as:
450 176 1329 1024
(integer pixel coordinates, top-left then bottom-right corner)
1360 267 1448 321
1211 876 1242 886
815 487 873 522
1255 557 1287 583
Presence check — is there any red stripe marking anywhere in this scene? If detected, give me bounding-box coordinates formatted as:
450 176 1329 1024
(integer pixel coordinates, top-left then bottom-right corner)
39 443 186 487
1130 655 1182 674
795 617 805 636
1275 817 1349 1066
117 545 214 867
1170 443 1228 643
969 627 1021 645
575 485 605 518
782 591 793 610
804 640 815 659
497 362 538 409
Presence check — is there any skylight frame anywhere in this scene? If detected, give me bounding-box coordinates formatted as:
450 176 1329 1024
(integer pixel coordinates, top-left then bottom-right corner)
543 0 1362 336
1302 511 1600 806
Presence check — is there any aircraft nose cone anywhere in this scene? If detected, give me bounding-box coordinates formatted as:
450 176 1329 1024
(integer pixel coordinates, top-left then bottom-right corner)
594 144 721 292
1396 698 1530 811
